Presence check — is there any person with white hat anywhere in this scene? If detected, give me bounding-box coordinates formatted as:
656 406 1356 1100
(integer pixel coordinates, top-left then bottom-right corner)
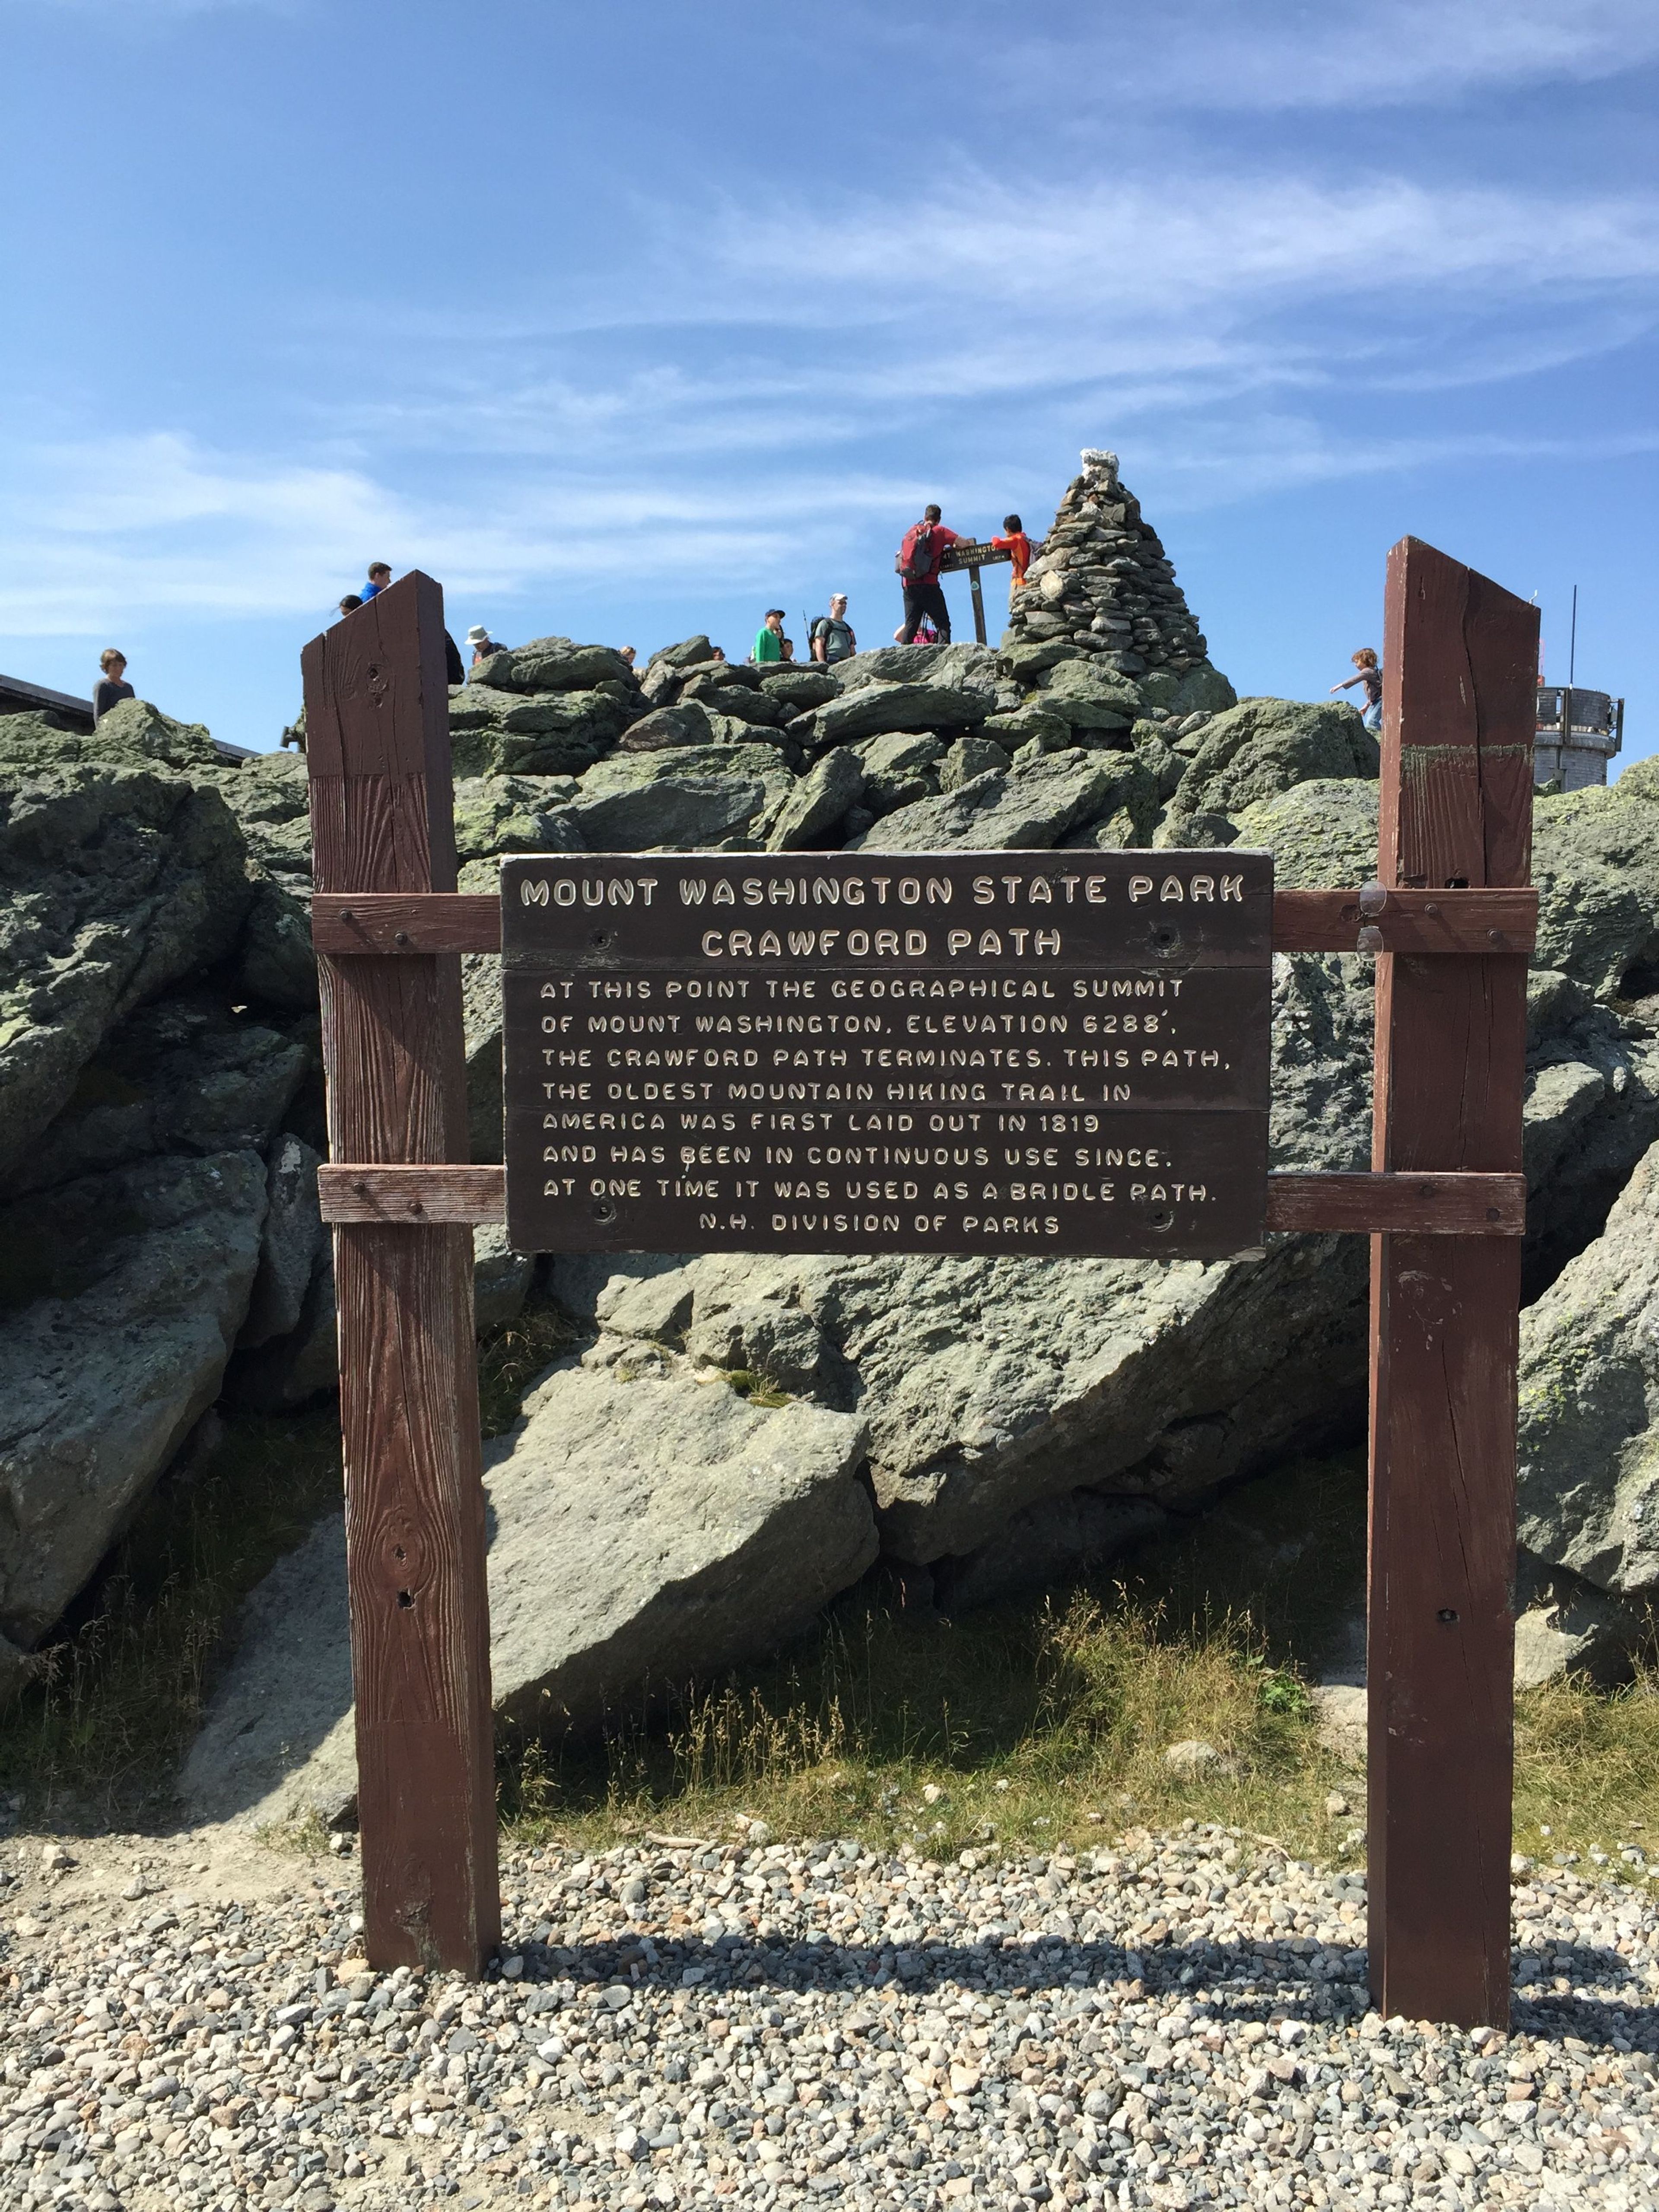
467 623 502 671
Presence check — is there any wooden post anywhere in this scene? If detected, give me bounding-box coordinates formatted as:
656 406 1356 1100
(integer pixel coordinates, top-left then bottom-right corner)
1367 538 1537 2026
968 564 987 645
303 574 500 1976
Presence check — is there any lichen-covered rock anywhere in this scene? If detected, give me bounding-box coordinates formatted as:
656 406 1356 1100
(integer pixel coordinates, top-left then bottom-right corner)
1 998 307 1201
570 747 780 850
181 1351 876 1825
1171 698 1378 820
803 681 994 751
829 642 1001 694
449 686 636 777
1531 783 1659 998
0 758 251 1179
1518 1136 1659 1599
1033 659 1141 731
0 699 222 773
472 636 638 694
852 749 1135 853
766 747 864 852
0 1149 269 1646
1230 779 1380 888
452 773 584 861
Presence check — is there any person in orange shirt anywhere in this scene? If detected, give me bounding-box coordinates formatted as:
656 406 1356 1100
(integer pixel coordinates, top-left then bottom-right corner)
993 513 1033 588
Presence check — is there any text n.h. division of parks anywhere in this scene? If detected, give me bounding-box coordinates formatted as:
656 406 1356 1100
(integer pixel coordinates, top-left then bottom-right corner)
499 852 1273 1259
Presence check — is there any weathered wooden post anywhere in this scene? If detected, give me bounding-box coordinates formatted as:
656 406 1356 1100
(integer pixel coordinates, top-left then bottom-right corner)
1367 538 1538 2027
303 573 500 1976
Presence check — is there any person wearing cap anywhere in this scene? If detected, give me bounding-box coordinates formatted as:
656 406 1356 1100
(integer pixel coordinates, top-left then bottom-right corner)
810 594 857 664
467 623 502 671
753 609 788 664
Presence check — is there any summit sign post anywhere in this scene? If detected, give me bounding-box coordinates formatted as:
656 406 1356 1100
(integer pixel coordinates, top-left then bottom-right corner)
309 540 1538 2028
498 852 1273 1260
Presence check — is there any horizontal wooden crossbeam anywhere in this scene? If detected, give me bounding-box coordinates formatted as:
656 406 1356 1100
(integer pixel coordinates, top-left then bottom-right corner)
316 1162 1525 1236
311 884 1538 958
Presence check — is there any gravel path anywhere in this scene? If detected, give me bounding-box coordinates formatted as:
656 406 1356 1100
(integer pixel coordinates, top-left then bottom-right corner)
3 1820 1657 2212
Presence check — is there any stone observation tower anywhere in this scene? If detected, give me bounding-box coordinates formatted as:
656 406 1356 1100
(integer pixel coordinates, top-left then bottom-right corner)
1534 685 1624 791
1006 448 1214 680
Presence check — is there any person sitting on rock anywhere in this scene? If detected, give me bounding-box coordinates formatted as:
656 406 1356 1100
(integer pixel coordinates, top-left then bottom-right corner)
93 648 134 721
753 609 788 664
993 514 1033 589
619 645 638 667
362 561 392 601
895 505 960 644
811 594 857 664
1332 647 1384 732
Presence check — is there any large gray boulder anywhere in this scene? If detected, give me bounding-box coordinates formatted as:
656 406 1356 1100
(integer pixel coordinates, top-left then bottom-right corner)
851 749 1135 852
453 773 584 861
0 754 252 1179
1169 698 1378 823
471 636 639 694
210 751 319 1011
0 997 307 1199
180 1348 874 1827
803 681 994 750
1517 1136 1659 1601
449 686 636 778
1531 784 1659 999
570 743 794 850
0 1149 268 1646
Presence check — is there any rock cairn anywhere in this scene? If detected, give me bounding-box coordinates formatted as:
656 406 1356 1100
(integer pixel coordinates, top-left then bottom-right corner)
3 1824 1657 2211
1008 451 1210 677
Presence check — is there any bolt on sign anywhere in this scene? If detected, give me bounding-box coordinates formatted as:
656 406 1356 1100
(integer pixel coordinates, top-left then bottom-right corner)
499 850 1273 1259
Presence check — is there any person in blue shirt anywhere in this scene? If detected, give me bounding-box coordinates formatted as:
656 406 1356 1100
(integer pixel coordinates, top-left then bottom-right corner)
362 562 392 600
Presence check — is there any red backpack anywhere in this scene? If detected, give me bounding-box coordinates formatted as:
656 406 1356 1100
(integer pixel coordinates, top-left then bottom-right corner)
896 521 936 579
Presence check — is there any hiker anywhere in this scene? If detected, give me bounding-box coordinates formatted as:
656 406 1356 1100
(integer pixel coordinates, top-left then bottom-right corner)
92 648 133 721
444 632 464 685
337 594 363 619
466 623 501 668
895 505 960 644
753 608 788 664
619 645 638 667
1332 647 1384 732
362 562 392 601
810 594 857 664
893 612 940 645
993 514 1033 589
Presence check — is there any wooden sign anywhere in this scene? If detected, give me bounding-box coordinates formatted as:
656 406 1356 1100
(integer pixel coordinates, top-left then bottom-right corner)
937 537 1021 573
498 852 1273 1260
306 540 1538 2031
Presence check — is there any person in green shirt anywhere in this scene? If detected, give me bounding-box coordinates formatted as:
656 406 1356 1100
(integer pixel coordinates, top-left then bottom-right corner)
753 609 787 663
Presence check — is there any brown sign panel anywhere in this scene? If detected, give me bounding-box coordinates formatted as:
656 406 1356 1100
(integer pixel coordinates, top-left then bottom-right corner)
937 538 1022 572
499 852 1272 1259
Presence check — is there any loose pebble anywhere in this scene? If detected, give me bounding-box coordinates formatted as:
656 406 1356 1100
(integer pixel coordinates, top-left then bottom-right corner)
0 1824 1655 2209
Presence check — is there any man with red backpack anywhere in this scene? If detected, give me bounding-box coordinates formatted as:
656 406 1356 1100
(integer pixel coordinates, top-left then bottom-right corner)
895 504 961 645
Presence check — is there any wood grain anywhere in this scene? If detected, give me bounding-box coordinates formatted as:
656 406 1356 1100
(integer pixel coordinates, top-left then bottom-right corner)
1367 537 1536 2029
319 1163 508 1224
1269 887 1537 956
303 573 499 1978
311 884 1538 959
319 1163 1521 1240
1265 1172 1523 1237
313 892 502 955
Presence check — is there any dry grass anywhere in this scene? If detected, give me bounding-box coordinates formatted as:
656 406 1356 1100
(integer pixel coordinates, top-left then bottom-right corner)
5 1379 1659 1887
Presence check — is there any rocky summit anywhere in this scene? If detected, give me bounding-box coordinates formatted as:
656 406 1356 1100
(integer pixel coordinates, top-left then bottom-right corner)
3 449 1659 1823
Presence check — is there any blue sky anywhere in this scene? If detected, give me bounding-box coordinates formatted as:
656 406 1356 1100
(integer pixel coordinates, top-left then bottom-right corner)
2 0 1656 760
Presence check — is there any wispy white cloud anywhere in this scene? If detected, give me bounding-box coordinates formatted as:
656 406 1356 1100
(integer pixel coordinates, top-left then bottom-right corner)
982 0 1659 114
